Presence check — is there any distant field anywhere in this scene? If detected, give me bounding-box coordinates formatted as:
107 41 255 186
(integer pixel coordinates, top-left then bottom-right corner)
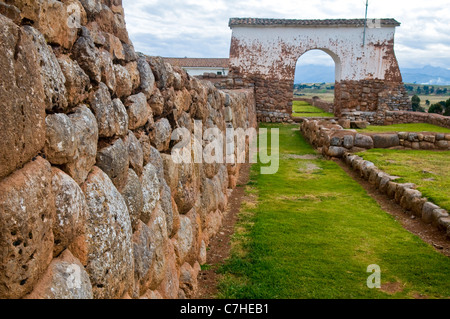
357 123 450 134
294 93 335 103
292 101 334 118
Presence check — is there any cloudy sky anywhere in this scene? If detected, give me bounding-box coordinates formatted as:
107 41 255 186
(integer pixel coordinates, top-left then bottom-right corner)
122 0 450 70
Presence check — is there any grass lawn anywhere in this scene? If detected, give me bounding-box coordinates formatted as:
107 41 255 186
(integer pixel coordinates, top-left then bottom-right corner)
357 123 450 134
217 124 450 299
357 149 450 212
292 101 334 118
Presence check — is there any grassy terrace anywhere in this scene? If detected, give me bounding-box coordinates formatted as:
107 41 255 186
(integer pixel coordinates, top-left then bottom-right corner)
357 149 450 212
357 123 450 134
218 124 450 299
292 101 334 118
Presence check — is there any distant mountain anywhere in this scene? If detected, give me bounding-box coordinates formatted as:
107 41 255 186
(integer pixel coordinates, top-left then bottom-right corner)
294 64 450 85
295 64 335 84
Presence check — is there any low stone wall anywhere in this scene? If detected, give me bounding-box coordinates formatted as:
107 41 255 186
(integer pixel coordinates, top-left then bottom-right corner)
294 97 334 114
0 0 257 299
301 119 450 239
301 119 450 159
343 153 450 239
385 111 450 129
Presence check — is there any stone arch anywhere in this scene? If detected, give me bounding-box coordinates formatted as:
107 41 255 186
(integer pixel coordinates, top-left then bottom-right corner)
228 18 411 123
296 48 342 83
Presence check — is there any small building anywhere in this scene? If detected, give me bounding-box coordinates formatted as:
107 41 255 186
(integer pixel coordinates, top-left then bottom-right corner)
163 58 229 77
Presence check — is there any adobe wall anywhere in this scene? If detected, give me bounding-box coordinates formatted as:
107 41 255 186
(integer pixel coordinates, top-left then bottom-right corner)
229 19 412 122
0 0 256 299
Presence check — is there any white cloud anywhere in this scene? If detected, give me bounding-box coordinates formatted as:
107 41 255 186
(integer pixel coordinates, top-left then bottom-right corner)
122 0 450 68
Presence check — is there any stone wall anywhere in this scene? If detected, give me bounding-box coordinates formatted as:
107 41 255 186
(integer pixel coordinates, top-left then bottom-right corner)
301 119 450 159
300 119 450 239
335 80 411 118
0 0 257 299
294 97 334 114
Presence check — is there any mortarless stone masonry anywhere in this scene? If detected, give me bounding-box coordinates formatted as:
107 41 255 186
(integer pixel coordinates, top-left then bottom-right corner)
0 0 256 299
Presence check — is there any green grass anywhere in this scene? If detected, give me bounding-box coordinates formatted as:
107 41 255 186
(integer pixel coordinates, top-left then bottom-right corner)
292 101 334 118
357 123 450 134
217 124 450 299
357 149 450 212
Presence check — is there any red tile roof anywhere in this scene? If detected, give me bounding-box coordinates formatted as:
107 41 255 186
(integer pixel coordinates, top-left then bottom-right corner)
229 18 401 28
163 58 229 68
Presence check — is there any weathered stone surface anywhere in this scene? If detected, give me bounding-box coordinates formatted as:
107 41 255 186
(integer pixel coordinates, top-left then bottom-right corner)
140 163 161 224
96 138 130 192
148 88 165 117
175 162 198 215
157 240 179 299
65 105 99 185
372 134 400 149
24 26 68 111
436 140 449 149
58 55 91 107
98 49 116 93
422 202 440 224
132 221 156 296
327 146 346 158
176 214 195 265
0 2 21 24
124 131 144 176
137 53 155 98
125 93 152 130
151 118 172 152
24 250 93 299
90 83 129 137
44 113 77 165
0 15 46 179
104 32 125 61
121 169 144 232
0 157 54 299
161 180 174 237
51 168 88 257
126 61 141 91
179 262 199 299
147 56 170 89
161 153 179 194
72 27 101 83
80 167 133 299
343 135 354 149
354 134 374 149
114 63 133 98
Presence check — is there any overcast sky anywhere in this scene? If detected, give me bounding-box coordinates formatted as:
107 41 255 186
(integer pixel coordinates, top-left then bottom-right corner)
122 0 450 70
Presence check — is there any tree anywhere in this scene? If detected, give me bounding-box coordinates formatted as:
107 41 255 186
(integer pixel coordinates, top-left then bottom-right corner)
411 95 424 112
426 100 430 106
429 103 444 114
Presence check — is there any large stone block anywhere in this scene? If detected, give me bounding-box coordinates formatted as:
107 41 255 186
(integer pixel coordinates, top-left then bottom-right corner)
80 167 133 299
24 26 68 112
121 169 144 232
0 15 46 179
51 168 88 257
89 83 129 137
140 163 162 224
58 55 91 107
64 105 99 185
44 113 77 165
125 93 152 130
372 134 400 149
24 250 93 299
96 138 130 192
72 27 102 83
0 157 54 299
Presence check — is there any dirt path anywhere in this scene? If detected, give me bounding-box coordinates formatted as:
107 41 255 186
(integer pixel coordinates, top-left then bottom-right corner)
335 158 450 257
194 163 252 299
